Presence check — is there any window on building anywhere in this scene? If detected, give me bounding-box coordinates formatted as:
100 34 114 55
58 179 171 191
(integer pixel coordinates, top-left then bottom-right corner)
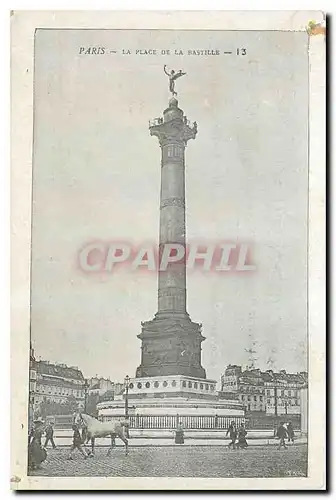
267 398 270 404
254 396 257 401
182 381 186 388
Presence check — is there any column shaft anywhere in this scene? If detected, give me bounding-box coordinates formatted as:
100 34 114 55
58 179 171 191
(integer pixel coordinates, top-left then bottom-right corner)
158 144 186 313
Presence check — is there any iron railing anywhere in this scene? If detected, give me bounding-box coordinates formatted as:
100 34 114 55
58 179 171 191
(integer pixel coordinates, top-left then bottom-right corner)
102 414 244 430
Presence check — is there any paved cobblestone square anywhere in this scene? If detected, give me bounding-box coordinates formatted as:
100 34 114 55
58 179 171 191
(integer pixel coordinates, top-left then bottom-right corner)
29 444 307 478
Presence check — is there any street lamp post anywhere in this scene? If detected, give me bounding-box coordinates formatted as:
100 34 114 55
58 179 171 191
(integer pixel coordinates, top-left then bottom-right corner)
124 375 130 438
274 383 278 417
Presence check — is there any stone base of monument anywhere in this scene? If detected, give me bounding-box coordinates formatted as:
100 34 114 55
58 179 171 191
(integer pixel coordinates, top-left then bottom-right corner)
97 375 245 438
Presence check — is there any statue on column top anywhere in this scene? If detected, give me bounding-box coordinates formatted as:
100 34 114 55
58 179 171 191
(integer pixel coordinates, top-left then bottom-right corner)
164 65 187 96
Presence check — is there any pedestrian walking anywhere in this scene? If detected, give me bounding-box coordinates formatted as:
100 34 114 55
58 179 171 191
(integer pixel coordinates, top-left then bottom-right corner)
237 423 248 449
44 421 57 449
67 423 88 460
226 421 237 450
276 421 288 450
175 423 185 444
287 421 295 444
28 417 47 470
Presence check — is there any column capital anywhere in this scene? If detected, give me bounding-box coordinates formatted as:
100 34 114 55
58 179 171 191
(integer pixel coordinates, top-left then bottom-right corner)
149 117 197 147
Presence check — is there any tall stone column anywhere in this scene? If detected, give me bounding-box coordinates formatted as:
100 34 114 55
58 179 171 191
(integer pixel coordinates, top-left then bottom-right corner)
153 97 194 316
136 97 206 379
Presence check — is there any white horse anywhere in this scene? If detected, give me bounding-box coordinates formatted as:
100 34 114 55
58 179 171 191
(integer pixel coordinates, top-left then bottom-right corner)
74 413 129 456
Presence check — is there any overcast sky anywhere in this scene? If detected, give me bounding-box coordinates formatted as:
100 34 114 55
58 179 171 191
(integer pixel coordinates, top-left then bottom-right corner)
31 29 309 383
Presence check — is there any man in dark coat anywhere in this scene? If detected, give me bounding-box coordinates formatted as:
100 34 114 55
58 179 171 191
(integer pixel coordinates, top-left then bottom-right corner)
287 422 295 444
276 421 288 449
226 421 237 450
237 424 248 449
44 422 57 449
175 423 185 444
67 423 88 460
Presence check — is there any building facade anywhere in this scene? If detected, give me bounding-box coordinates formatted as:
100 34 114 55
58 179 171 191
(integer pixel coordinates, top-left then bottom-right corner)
221 365 308 415
34 361 86 409
88 377 114 397
300 386 308 434
114 382 125 396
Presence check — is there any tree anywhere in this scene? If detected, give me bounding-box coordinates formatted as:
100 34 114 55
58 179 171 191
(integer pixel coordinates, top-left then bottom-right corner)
86 393 99 417
99 390 115 403
67 395 78 414
38 395 79 419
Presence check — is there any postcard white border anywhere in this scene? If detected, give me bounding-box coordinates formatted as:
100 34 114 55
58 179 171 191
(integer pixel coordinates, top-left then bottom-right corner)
10 10 326 490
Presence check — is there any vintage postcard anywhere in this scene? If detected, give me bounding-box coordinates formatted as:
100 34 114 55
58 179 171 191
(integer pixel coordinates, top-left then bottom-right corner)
11 10 326 490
